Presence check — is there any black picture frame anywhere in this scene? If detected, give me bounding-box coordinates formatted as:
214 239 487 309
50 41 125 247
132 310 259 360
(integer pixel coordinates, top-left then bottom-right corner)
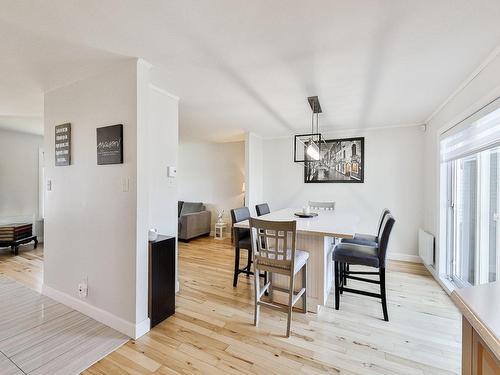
97 124 123 165
55 123 71 166
304 137 364 183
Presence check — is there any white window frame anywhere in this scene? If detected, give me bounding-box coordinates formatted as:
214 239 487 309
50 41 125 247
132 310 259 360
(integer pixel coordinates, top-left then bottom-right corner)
436 93 500 291
440 110 500 287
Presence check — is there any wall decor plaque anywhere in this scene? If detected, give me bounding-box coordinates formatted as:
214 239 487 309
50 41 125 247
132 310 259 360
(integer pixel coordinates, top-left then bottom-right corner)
97 124 123 165
55 123 71 166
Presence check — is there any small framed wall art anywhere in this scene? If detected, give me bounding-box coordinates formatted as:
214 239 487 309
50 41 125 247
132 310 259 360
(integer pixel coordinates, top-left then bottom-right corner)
97 124 123 165
55 123 71 166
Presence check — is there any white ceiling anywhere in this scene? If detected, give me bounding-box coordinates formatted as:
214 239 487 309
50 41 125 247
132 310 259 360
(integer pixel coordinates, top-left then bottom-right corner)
1 0 500 141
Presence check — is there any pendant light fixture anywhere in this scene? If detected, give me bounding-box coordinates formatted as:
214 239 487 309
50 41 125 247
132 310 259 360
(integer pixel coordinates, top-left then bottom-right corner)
294 96 324 163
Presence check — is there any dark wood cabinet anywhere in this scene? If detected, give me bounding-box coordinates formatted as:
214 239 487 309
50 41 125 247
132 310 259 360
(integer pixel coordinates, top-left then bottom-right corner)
149 235 176 328
0 223 37 255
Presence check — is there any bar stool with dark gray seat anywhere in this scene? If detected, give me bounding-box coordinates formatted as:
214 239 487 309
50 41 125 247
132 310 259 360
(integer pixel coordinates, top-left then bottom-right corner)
341 208 390 246
332 214 395 321
339 208 390 287
231 207 267 288
255 203 270 217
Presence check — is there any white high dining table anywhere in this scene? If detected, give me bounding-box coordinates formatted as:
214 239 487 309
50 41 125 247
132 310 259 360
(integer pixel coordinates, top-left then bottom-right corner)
234 208 360 313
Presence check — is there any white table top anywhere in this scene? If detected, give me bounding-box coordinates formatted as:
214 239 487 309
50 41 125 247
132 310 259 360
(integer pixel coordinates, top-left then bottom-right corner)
234 208 359 238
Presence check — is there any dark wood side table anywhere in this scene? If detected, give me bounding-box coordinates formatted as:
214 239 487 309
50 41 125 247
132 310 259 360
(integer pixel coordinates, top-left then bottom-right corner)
0 236 38 255
148 235 176 328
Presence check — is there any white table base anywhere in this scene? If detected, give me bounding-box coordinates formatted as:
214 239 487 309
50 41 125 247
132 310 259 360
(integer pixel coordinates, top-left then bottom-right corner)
268 234 335 313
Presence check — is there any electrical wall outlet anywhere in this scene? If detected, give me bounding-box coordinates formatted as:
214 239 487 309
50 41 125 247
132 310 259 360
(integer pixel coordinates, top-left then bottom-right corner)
78 277 88 298
167 166 177 178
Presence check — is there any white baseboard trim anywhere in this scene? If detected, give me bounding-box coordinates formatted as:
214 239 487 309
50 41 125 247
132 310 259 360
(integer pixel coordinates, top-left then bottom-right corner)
134 317 151 339
42 284 149 339
387 253 422 263
423 263 455 295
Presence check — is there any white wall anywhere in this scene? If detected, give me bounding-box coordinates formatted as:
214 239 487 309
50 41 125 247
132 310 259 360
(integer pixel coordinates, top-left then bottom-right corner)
178 141 244 226
44 60 139 335
261 126 424 260
43 59 179 338
423 51 500 273
145 86 178 240
0 129 43 221
245 133 264 216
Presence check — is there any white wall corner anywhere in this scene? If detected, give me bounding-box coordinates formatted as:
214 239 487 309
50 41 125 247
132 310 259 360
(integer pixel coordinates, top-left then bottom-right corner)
137 58 153 70
245 132 264 215
149 84 180 101
134 317 151 339
135 57 152 331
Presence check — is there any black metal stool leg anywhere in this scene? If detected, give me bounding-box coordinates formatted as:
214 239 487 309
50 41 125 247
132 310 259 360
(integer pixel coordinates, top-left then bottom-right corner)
334 261 340 310
246 250 252 277
233 247 240 287
343 263 348 286
339 262 344 294
380 268 389 321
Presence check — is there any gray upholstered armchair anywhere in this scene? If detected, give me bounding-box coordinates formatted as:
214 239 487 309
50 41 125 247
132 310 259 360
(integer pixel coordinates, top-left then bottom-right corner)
178 201 211 241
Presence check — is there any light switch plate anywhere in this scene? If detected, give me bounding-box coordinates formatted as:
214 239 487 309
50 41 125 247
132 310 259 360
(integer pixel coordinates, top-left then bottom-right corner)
46 179 52 191
121 177 129 192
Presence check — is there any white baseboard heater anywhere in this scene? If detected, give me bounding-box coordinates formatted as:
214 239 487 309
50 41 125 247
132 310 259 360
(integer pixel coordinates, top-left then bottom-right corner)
418 229 435 266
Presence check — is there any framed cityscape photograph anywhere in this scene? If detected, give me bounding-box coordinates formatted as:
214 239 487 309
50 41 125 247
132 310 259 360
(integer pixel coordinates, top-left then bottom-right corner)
304 137 364 183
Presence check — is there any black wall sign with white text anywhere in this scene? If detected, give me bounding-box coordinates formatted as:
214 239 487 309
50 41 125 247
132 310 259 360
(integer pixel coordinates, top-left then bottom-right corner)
55 123 71 166
97 124 123 165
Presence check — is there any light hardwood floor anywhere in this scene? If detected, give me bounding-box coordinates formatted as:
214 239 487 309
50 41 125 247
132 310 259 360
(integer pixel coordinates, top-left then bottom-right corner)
0 244 43 293
1 239 462 374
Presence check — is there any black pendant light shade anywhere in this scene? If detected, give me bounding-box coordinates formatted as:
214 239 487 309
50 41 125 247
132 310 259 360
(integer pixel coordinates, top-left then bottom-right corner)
294 96 324 163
